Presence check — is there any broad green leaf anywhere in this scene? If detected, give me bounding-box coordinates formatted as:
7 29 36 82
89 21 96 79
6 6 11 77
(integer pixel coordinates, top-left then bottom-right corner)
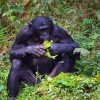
43 40 53 48
0 85 4 92
56 80 76 87
73 48 90 56
43 40 57 59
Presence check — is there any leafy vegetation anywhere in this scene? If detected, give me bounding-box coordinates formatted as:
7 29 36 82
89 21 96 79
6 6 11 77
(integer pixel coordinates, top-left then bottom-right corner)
0 0 100 100
17 73 100 100
43 40 57 59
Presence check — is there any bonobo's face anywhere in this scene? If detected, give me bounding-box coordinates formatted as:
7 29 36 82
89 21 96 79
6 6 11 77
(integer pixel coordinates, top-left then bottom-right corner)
36 23 50 40
30 16 53 41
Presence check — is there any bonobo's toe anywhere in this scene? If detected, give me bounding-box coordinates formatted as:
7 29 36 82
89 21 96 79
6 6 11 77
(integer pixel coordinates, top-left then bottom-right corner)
7 97 15 100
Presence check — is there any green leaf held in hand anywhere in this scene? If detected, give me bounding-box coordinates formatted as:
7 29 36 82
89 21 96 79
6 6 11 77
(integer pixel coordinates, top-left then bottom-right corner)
43 40 57 59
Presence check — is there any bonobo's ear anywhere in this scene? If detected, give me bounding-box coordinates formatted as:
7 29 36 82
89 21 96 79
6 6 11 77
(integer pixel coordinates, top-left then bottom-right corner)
49 18 54 29
28 22 33 28
49 18 52 22
49 18 53 24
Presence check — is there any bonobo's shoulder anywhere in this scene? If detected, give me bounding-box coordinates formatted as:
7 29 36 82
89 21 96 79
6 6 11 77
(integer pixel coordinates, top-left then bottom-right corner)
53 25 69 37
17 25 33 38
54 25 64 31
19 25 29 35
15 25 30 43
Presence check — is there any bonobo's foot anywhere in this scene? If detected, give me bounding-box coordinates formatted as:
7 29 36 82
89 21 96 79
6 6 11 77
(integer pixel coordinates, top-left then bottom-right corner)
7 97 15 100
72 68 79 73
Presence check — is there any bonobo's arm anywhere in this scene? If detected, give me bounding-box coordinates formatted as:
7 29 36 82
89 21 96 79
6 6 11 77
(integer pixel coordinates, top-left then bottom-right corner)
50 25 79 55
10 26 45 60
10 26 31 60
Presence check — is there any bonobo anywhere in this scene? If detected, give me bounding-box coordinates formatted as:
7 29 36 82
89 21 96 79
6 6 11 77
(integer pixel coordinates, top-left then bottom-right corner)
7 16 80 99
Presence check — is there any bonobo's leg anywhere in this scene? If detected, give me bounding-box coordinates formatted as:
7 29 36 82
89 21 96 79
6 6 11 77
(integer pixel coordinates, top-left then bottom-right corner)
7 59 38 99
21 67 41 84
7 59 22 99
49 54 75 77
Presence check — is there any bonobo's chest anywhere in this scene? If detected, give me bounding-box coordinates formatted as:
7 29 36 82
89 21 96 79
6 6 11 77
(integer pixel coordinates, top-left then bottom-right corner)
27 35 60 45
25 36 60 73
26 39 59 66
27 39 39 45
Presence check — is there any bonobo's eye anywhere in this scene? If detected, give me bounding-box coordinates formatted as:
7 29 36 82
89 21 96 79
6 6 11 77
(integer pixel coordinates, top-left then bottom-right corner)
40 28 49 33
39 28 50 40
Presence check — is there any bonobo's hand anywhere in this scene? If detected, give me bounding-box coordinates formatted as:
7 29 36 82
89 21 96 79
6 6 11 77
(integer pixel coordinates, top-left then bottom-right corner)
49 44 61 55
26 45 46 57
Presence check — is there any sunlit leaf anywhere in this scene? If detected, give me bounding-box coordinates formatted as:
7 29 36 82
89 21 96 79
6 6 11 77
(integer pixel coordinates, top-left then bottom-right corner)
56 80 76 87
10 4 24 14
43 40 57 59
43 40 53 48
73 48 90 56
96 10 100 20
95 74 100 82
0 85 4 92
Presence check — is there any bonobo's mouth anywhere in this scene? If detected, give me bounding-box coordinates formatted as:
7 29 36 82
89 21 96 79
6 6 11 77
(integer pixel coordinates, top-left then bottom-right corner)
40 37 50 43
40 38 51 44
40 35 49 40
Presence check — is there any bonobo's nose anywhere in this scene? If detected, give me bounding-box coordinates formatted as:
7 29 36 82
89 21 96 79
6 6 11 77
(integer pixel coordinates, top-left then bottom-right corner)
43 32 47 36
40 32 49 40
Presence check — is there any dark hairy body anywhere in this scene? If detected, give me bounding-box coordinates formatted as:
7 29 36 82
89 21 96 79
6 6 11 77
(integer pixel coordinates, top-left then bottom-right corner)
7 16 80 100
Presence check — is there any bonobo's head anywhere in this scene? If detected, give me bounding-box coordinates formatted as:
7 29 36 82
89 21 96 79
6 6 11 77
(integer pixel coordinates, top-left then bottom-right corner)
28 16 54 41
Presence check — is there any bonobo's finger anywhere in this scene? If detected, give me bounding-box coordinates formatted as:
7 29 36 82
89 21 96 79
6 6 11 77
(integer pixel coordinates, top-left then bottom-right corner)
36 51 43 56
34 52 41 57
39 48 46 53
31 50 41 57
39 45 46 50
36 49 45 55
48 45 57 56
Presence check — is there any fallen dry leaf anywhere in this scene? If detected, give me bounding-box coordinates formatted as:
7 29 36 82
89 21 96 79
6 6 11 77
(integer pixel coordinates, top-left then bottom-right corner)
22 0 31 8
20 12 29 20
0 46 8 56
12 0 19 3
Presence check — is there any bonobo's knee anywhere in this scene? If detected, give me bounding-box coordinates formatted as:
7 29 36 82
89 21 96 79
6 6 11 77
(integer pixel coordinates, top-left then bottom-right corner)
62 54 75 72
11 59 23 71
